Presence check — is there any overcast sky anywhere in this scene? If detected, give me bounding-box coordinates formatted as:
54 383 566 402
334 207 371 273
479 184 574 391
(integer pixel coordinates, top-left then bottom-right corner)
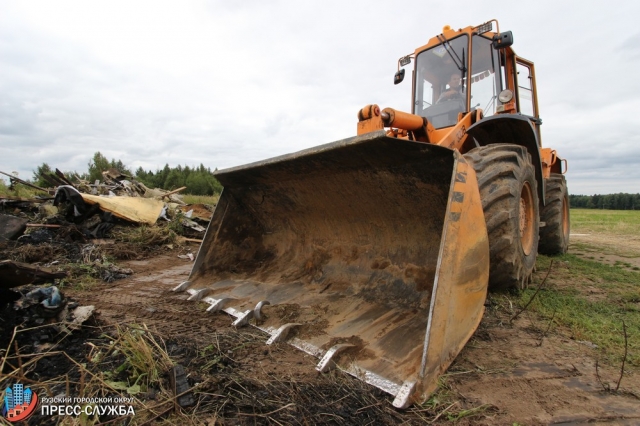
1 1 639 195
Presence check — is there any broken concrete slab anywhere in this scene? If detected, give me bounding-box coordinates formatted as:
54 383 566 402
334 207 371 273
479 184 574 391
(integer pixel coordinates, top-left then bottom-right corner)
62 305 96 332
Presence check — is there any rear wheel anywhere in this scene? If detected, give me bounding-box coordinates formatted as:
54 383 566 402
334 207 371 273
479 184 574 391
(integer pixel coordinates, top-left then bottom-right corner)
539 174 570 254
464 145 540 291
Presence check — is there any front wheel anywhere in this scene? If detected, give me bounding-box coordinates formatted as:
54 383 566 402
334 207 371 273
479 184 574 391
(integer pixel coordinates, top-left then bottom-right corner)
539 174 570 254
464 145 540 291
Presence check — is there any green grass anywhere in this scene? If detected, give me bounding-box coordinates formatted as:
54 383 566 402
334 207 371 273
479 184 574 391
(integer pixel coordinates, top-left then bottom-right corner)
571 208 640 235
514 254 639 368
570 207 640 260
0 179 41 198
181 193 219 205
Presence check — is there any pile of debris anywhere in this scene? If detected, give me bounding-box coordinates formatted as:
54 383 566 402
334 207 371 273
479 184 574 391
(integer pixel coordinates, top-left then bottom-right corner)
0 168 213 292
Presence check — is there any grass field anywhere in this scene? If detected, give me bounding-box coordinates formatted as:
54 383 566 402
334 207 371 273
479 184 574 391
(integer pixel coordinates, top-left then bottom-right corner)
571 208 640 235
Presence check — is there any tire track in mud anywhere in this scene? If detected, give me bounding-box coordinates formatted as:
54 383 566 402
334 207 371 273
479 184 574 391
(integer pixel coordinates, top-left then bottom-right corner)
72 256 236 339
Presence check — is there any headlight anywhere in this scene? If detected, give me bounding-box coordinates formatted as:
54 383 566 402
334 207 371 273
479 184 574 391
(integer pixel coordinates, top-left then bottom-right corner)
498 89 513 103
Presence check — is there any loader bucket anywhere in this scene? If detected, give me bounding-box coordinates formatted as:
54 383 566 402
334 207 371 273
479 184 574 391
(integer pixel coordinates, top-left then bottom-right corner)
175 130 489 407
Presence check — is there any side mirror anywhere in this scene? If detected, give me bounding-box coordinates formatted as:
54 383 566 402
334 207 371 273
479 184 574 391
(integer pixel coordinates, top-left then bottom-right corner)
394 69 405 85
493 31 513 49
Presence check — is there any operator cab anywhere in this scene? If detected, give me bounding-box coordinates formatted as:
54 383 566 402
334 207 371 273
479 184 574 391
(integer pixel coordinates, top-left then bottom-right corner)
413 28 503 129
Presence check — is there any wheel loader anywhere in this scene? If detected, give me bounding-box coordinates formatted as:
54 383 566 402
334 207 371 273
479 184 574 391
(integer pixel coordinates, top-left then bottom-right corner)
174 19 570 408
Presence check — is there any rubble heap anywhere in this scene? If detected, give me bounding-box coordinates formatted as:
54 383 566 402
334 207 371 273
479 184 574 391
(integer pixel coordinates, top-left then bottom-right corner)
0 168 214 291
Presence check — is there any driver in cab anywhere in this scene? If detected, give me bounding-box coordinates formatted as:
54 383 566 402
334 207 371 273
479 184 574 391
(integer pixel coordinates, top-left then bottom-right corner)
437 73 464 103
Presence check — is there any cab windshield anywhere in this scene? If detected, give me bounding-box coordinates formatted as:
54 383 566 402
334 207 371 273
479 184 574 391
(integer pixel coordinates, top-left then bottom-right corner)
414 34 501 129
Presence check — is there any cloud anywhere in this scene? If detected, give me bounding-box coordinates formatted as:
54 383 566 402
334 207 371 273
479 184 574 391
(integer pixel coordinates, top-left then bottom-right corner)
618 32 640 61
1 0 640 195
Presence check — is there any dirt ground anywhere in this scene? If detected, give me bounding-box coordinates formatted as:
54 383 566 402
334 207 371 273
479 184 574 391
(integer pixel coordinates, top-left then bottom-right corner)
51 231 638 426
1 230 631 425
571 232 640 269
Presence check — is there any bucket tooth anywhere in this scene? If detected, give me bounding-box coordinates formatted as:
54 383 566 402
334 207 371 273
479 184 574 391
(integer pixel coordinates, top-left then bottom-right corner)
266 323 302 345
232 310 254 327
253 300 271 321
205 297 236 312
187 288 212 301
172 281 191 292
316 344 355 373
392 381 417 409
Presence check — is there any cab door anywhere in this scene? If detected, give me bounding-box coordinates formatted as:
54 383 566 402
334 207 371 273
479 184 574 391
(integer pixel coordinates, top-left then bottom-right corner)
514 57 542 145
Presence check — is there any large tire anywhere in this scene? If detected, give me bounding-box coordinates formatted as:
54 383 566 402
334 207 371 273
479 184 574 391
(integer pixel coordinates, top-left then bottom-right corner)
539 174 570 254
464 144 540 291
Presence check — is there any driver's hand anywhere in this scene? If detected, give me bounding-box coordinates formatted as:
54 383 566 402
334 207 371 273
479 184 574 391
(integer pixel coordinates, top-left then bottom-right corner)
438 90 457 103
443 90 458 99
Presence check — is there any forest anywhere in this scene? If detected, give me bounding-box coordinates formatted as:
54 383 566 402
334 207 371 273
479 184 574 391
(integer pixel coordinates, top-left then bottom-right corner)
569 193 640 210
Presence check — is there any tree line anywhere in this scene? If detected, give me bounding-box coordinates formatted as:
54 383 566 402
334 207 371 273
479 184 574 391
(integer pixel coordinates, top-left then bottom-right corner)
569 193 640 210
32 152 223 196
26 153 640 204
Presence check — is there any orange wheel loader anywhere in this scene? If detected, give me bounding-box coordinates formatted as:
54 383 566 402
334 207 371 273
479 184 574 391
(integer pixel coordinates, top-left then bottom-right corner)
174 19 569 408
